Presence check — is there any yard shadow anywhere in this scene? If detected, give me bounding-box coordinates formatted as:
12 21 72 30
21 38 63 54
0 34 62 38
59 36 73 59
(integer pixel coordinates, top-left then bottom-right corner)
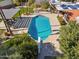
51 29 60 35
51 32 59 35
38 43 62 59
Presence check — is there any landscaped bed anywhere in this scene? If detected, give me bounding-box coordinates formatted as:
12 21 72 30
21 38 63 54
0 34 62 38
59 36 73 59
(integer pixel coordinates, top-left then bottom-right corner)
0 34 38 59
0 0 4 2
57 16 66 25
13 7 34 19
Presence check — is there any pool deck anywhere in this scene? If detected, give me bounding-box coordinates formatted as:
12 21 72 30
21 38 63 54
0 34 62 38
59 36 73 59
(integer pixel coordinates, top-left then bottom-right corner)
0 21 6 29
41 12 60 42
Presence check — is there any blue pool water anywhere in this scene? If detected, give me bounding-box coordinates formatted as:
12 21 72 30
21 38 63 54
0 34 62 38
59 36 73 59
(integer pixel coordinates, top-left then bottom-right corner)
28 15 52 40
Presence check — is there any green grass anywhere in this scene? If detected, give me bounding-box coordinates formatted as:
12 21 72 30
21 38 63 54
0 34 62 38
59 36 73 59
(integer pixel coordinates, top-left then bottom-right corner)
0 0 4 2
0 29 5 38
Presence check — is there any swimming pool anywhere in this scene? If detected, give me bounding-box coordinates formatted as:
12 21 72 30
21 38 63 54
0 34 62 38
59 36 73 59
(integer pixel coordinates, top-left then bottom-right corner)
28 15 52 40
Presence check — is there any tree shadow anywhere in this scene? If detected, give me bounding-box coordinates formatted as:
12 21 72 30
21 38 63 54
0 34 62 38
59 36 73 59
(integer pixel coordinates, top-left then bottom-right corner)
52 29 59 31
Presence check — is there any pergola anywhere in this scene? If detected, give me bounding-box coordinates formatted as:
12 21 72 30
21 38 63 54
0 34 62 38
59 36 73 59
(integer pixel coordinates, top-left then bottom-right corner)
0 8 20 35
1 8 20 19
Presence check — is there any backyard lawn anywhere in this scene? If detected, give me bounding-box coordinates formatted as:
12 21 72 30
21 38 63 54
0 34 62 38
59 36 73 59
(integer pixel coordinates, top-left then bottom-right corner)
0 0 4 2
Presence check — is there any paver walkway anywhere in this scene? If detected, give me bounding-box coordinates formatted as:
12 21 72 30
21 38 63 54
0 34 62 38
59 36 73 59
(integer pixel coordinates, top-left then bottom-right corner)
38 13 61 59
0 21 6 29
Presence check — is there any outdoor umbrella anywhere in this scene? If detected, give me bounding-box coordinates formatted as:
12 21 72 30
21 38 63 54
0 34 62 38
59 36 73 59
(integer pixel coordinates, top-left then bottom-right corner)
28 15 52 41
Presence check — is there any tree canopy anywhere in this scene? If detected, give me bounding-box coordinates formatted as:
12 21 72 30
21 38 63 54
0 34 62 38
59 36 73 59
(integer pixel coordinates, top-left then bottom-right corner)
0 34 38 59
59 21 79 59
41 1 50 9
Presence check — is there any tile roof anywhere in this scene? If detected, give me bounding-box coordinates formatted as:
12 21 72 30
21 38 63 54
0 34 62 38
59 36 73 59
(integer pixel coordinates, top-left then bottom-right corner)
67 10 79 21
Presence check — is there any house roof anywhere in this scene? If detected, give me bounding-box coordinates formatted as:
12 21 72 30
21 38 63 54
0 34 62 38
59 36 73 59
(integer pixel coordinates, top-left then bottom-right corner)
67 10 79 21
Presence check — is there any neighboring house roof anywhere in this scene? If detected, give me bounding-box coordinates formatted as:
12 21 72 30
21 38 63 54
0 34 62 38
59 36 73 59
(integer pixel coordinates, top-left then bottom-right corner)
0 8 20 19
67 10 79 21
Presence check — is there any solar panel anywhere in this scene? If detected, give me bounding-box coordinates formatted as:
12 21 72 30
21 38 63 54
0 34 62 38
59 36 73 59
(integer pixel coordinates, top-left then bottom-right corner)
56 4 79 10
75 4 79 8
61 4 68 9
68 5 77 9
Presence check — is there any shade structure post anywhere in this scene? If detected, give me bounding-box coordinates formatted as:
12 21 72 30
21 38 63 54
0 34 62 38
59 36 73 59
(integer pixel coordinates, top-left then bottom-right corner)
38 37 43 54
0 8 13 35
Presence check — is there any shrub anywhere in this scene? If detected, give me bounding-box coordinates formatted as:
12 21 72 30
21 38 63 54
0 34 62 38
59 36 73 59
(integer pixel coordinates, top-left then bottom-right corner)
13 7 34 18
41 1 50 9
28 0 35 6
58 21 79 59
0 34 38 59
